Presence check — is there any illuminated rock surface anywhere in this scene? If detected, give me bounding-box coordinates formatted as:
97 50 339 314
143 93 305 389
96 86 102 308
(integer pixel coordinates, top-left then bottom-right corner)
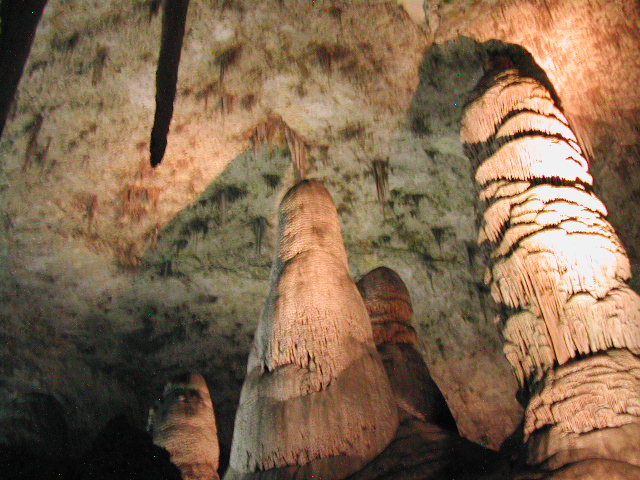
462 64 640 476
148 373 220 480
226 180 398 480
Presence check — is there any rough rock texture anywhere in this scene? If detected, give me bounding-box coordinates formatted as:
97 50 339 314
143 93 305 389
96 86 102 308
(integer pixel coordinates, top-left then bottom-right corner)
148 373 220 480
462 67 640 385
0 0 639 469
226 180 398 480
462 63 640 474
357 266 457 431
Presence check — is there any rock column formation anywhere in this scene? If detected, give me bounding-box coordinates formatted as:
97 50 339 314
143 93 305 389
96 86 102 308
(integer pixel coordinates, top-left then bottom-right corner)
461 65 640 474
357 266 457 431
225 180 398 480
148 373 220 480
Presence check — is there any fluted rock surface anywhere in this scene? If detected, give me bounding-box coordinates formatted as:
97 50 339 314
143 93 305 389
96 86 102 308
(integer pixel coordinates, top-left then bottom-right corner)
148 373 220 480
462 64 640 471
357 266 456 431
226 180 398 480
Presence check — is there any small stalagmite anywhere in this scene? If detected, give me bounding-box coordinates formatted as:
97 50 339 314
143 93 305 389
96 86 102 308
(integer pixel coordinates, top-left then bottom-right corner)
462 63 640 473
148 373 220 480
357 266 457 431
225 180 398 480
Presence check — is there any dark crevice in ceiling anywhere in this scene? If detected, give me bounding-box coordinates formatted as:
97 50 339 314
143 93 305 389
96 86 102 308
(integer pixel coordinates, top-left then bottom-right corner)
0 0 48 138
150 0 190 167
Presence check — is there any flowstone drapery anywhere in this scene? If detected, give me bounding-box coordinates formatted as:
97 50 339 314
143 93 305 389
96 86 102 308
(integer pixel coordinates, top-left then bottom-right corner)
461 64 640 475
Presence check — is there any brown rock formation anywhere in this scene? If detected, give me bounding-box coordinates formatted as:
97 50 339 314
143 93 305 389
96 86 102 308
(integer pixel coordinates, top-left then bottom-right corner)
148 373 220 480
462 63 640 474
225 180 398 480
357 266 456 431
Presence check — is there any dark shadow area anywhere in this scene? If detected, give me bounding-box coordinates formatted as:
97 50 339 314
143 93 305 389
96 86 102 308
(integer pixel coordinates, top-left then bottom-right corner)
0 414 181 480
0 0 48 138
150 0 190 167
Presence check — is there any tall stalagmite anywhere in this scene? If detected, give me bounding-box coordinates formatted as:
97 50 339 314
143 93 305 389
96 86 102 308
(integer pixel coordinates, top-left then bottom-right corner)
357 266 456 431
226 180 398 480
461 64 640 474
148 373 220 480
351 269 504 480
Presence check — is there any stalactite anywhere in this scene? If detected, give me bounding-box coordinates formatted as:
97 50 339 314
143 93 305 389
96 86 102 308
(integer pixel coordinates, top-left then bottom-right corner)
217 190 227 224
226 180 398 480
216 45 241 85
23 113 44 171
250 117 308 180
461 71 567 145
474 136 592 186
91 46 109 86
462 65 640 471
495 110 580 152
251 216 267 255
148 373 220 480
372 159 389 202
150 0 190 167
284 124 307 181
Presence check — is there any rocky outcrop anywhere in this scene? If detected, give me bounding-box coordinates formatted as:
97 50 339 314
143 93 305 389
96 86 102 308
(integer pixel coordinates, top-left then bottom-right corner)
148 373 220 480
462 62 640 473
226 180 398 480
357 266 456 431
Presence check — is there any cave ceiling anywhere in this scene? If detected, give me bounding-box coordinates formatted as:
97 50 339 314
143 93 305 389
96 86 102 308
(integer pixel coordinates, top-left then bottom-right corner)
0 0 638 465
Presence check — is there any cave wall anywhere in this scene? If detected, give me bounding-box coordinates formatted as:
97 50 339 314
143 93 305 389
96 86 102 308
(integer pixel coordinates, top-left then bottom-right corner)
0 0 638 466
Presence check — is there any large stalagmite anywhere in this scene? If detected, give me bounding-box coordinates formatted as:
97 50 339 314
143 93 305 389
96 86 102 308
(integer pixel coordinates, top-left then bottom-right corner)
148 373 220 480
349 270 505 480
225 180 398 480
357 266 457 431
462 64 640 475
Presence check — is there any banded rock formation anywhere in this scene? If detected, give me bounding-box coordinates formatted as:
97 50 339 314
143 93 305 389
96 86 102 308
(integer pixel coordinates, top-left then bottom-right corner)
148 373 220 480
357 266 457 431
226 180 398 480
347 266 507 480
462 64 640 476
